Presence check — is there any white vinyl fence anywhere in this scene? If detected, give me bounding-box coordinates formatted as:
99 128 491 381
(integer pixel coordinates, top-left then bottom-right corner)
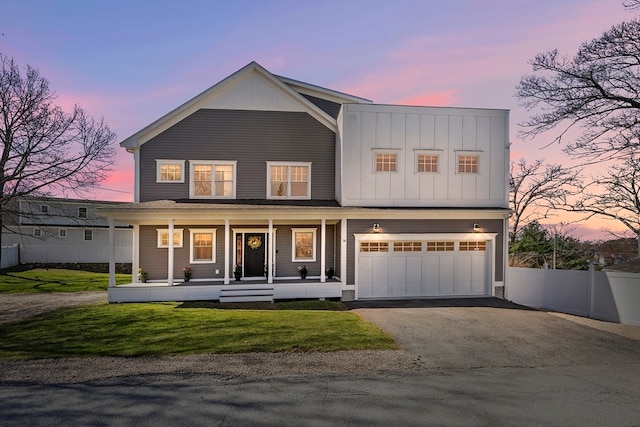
1 244 20 269
507 265 640 326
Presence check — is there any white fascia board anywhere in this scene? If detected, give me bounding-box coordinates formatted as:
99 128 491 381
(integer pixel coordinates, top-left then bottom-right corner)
120 62 338 149
277 75 373 105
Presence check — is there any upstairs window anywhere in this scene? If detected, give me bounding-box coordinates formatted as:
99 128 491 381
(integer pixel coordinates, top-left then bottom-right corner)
417 154 439 173
156 160 185 183
375 153 397 172
267 162 311 199
33 228 43 238
78 207 88 218
84 229 93 241
40 205 49 214
59 229 67 238
458 155 479 173
190 161 236 198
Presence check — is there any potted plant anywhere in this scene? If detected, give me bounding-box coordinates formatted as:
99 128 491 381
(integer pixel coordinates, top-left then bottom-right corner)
183 266 192 282
326 267 334 279
234 264 242 281
138 267 147 283
298 265 308 279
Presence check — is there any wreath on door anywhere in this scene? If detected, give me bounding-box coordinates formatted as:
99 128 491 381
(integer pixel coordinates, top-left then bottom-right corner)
247 235 262 250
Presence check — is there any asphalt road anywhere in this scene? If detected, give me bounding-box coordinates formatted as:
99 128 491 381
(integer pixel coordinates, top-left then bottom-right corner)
2 298 640 426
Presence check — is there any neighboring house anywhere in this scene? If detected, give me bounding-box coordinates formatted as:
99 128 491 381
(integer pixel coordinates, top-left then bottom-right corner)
2 197 132 265
100 61 510 303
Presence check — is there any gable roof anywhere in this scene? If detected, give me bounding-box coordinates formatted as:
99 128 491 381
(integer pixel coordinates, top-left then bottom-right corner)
121 61 366 150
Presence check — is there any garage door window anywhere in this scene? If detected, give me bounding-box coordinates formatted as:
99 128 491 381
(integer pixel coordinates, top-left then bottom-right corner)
393 241 422 252
360 241 389 252
460 241 486 251
426 241 454 251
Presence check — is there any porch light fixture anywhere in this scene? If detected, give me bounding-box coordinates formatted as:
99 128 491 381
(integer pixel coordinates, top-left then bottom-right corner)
473 223 480 232
373 223 381 233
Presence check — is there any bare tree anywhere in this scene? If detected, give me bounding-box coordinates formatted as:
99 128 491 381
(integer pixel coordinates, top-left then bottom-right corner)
0 54 116 247
516 19 640 161
509 158 581 243
569 153 640 257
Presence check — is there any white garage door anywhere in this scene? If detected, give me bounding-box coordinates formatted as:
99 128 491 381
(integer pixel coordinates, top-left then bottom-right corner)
357 239 488 299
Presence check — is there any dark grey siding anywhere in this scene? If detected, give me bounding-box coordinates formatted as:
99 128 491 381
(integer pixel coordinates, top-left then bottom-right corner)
301 94 342 119
346 218 505 285
274 224 335 277
140 110 336 202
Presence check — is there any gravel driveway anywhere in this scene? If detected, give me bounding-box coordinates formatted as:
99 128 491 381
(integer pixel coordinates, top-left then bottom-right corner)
0 291 107 324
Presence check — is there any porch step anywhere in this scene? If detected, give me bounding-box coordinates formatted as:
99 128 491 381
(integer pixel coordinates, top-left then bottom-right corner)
219 284 274 303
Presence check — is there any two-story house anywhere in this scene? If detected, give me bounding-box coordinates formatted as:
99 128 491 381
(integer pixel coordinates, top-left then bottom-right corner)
2 197 132 265
101 62 510 303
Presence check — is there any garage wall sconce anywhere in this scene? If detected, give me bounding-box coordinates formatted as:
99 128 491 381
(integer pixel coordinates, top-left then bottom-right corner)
373 223 381 233
473 223 480 232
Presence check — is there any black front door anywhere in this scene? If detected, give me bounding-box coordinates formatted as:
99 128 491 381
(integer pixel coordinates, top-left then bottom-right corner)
244 233 266 277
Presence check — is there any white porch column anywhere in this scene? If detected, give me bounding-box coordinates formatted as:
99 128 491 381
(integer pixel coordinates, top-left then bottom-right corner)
132 224 140 283
108 219 116 288
224 219 230 285
340 218 347 284
320 218 326 283
168 219 174 286
268 218 274 284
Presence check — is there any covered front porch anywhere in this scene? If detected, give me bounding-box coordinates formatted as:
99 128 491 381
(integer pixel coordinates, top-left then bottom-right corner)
108 278 343 303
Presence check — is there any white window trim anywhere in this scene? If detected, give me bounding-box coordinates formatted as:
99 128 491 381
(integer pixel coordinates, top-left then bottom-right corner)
33 228 43 237
454 150 483 174
157 228 184 248
156 159 186 183
189 160 237 199
189 228 217 263
267 162 312 200
291 228 317 262
40 205 49 214
84 229 93 241
372 148 402 173
414 149 442 174
78 207 88 219
59 229 67 238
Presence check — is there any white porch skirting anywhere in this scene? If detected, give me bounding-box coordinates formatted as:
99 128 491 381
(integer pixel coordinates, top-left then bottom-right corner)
108 282 343 303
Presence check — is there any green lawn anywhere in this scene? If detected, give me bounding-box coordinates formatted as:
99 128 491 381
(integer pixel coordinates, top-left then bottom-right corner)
0 302 397 360
0 269 130 293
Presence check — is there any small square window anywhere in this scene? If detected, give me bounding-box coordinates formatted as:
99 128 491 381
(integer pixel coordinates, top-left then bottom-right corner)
59 229 67 238
84 230 93 241
157 229 184 248
458 155 479 173
156 160 185 183
40 205 49 214
375 153 397 172
417 154 438 173
34 228 43 238
78 207 88 218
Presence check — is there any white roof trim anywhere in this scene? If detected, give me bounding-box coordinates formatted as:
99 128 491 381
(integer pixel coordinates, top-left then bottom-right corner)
121 61 339 149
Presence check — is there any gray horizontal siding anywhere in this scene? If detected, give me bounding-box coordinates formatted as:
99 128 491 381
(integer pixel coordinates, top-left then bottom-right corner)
140 110 336 202
346 218 505 285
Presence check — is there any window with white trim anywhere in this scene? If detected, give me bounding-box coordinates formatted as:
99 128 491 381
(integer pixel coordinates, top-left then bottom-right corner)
78 207 88 218
426 241 455 252
417 154 439 173
59 229 67 238
84 229 93 241
190 229 216 263
40 205 49 214
460 241 486 251
360 241 389 252
457 154 479 173
156 160 185 183
157 229 184 248
393 241 422 252
375 153 397 172
267 162 311 199
189 161 236 198
292 228 316 262
33 228 43 238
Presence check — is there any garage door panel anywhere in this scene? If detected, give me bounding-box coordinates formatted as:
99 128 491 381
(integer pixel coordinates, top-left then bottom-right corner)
423 256 440 295
405 256 422 296
471 254 487 294
372 257 390 297
454 255 472 295
358 256 375 298
391 257 407 296
438 255 455 295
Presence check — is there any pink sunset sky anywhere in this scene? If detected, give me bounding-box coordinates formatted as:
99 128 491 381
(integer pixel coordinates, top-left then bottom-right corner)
0 0 635 240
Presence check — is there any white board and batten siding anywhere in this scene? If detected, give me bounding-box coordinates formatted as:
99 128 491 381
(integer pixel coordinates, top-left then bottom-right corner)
338 104 509 208
355 233 496 299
